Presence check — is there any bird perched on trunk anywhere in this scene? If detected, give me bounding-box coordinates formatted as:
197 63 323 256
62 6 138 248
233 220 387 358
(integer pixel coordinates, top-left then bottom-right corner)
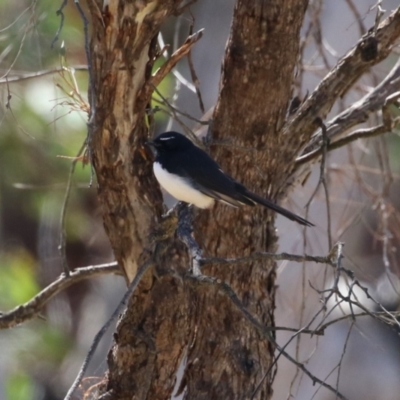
147 131 313 227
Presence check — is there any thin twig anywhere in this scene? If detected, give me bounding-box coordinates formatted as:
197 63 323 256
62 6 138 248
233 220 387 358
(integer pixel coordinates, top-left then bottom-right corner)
304 118 332 249
318 309 400 331
344 0 367 36
0 4 32 33
0 262 120 330
187 20 205 113
151 85 202 146
51 0 69 48
201 252 333 266
58 142 87 276
151 97 208 125
150 29 204 89
295 123 390 166
0 65 88 84
73 0 96 184
334 320 354 396
251 323 314 400
321 119 332 247
0 0 37 81
157 32 196 93
165 15 183 132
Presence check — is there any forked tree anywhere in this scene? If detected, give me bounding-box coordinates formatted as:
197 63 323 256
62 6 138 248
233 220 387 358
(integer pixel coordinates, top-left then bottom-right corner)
84 1 400 399
2 1 400 400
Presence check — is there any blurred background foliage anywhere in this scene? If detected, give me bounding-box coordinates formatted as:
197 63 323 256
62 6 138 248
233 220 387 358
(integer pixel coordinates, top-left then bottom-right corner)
1 1 400 400
0 1 116 399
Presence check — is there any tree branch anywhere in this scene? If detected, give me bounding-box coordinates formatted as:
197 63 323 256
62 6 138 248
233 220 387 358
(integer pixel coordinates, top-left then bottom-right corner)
0 65 88 84
150 28 203 89
283 6 400 151
51 0 69 48
297 57 400 164
296 123 390 166
201 252 333 266
0 262 120 330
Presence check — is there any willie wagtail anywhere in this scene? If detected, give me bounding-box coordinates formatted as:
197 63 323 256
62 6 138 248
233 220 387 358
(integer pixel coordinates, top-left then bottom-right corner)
147 131 313 227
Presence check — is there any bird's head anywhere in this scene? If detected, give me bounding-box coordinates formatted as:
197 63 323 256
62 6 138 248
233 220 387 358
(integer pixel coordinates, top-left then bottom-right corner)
146 131 193 153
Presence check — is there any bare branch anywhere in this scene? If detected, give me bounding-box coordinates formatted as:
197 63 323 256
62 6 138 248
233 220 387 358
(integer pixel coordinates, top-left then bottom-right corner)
158 31 196 93
298 57 400 161
0 3 36 81
187 49 205 113
187 20 205 113
0 4 32 34
151 96 208 125
201 251 334 266
0 65 88 84
283 6 400 149
58 142 87 276
305 118 332 247
51 0 69 48
344 0 367 36
296 123 389 165
0 262 120 330
150 29 204 89
319 309 400 331
151 85 202 145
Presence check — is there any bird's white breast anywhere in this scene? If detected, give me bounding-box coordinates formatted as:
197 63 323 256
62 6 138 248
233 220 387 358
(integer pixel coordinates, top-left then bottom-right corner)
153 162 214 209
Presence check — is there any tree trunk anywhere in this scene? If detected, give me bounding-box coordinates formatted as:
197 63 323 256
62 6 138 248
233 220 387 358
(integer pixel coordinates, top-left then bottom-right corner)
88 1 191 399
189 2 308 399
87 0 308 399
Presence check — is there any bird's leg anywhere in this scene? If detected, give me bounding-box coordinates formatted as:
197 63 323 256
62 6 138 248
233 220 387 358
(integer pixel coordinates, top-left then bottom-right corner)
177 203 202 275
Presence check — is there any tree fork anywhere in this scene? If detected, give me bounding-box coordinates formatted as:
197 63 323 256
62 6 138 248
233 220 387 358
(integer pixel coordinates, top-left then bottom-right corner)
87 1 308 399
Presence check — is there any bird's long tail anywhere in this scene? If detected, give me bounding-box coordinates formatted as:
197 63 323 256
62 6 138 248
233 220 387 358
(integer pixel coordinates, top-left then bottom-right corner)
243 190 314 227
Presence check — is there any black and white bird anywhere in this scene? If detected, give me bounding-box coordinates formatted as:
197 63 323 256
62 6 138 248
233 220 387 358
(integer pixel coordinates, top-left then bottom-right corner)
147 131 313 227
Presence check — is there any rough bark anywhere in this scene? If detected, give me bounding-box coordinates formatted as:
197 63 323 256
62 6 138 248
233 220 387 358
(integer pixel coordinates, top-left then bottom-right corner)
88 1 191 399
88 1 304 399
187 2 309 399
88 0 180 282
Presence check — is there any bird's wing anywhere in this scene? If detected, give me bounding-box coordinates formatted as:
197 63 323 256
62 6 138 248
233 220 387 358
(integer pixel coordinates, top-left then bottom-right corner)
164 144 313 226
169 147 254 207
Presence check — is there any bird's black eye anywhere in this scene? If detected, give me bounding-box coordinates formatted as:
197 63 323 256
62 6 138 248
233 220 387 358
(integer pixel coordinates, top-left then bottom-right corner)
155 136 178 150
